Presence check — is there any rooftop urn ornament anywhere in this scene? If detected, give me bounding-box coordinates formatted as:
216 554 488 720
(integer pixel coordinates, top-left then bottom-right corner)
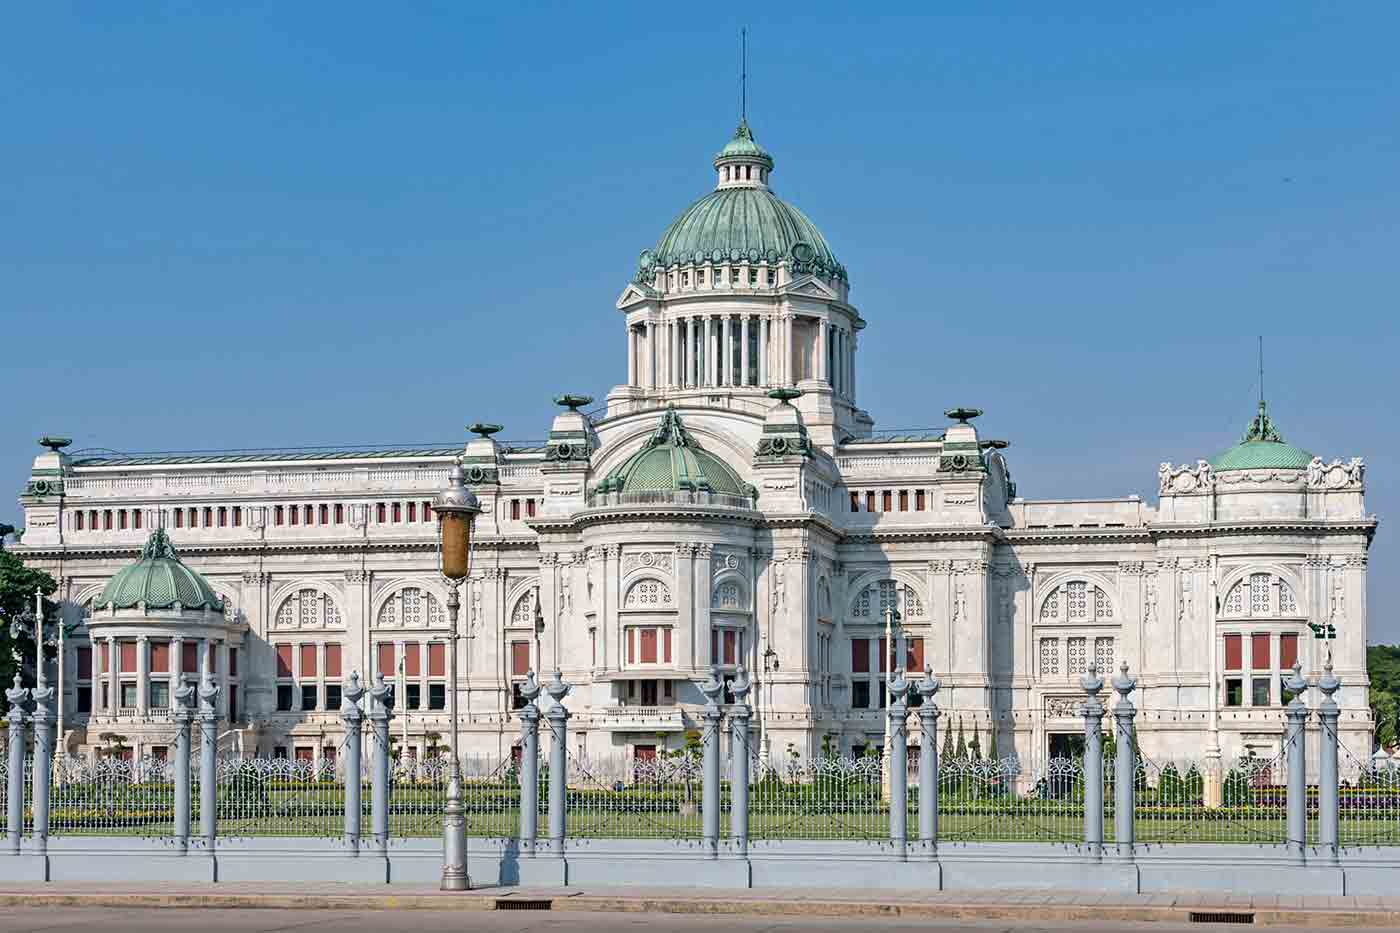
767 387 803 404
980 439 1010 451
37 436 72 452
552 395 594 412
945 407 983 425
466 423 503 439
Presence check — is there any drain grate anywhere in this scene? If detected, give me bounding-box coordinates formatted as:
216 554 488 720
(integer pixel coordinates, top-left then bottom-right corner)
495 898 553 911
1189 911 1254 924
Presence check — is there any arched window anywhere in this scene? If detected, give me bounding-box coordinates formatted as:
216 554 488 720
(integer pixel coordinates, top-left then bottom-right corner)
1222 573 1300 617
511 590 537 626
624 579 673 609
376 587 444 628
1040 581 1114 623
851 580 923 620
274 589 342 629
712 581 743 609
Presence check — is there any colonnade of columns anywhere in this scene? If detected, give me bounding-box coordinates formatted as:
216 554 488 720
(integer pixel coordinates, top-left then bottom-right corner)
627 313 857 399
93 634 231 721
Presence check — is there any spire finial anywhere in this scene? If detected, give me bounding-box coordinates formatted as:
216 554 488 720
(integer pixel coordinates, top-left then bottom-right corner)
741 27 748 125
1258 335 1265 409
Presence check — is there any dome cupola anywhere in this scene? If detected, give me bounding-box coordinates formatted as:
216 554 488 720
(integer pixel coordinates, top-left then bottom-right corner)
94 528 223 613
714 121 774 190
594 408 753 499
1209 401 1314 472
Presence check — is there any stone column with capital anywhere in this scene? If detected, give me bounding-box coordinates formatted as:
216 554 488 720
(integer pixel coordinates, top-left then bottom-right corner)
1316 660 1341 859
721 315 731 386
1283 662 1309 859
695 545 714 668
6 676 27 854
1111 662 1137 856
136 635 149 716
729 667 753 856
627 326 637 386
544 670 571 856
517 672 541 856
699 667 724 859
916 668 941 857
740 315 750 387
887 669 910 860
1079 663 1105 857
341 672 366 853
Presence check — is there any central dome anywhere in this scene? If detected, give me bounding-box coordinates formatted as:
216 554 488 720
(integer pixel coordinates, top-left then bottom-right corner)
640 123 846 282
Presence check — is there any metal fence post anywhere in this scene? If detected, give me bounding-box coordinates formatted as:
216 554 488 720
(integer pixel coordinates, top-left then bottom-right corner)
887 669 910 860
173 679 195 855
700 666 724 860
198 661 220 851
517 671 541 857
1315 660 1341 859
369 670 394 857
30 675 53 855
545 670 571 857
1283 662 1309 860
1079 663 1105 857
1111 662 1137 857
729 667 753 858
917 667 941 858
5 676 27 854
342 672 366 854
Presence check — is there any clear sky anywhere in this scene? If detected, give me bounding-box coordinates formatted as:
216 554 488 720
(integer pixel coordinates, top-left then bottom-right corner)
2 4 1395 638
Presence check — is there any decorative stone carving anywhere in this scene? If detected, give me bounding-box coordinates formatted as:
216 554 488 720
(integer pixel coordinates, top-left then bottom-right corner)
1045 696 1079 718
344 570 370 584
622 550 674 576
1118 561 1144 575
1144 574 1158 626
1308 456 1365 490
558 569 572 621
242 572 271 585
1159 460 1214 494
623 578 672 609
711 552 743 576
770 563 786 618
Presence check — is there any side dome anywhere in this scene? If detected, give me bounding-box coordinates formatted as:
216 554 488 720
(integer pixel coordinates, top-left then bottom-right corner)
643 122 846 281
595 408 753 498
1209 402 1314 472
94 528 223 612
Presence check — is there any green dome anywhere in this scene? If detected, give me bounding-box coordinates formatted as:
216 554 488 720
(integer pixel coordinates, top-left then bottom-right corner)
595 408 752 498
94 529 223 612
714 121 773 167
1209 402 1314 472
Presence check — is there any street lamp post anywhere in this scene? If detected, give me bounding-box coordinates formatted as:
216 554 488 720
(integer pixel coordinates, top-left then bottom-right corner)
882 604 902 797
434 459 482 892
760 645 778 767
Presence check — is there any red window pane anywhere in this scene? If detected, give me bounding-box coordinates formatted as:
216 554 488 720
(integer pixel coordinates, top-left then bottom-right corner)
640 628 658 664
75 511 84 530
1251 634 1271 670
218 507 227 527
77 646 92 679
118 510 127 530
1224 634 1242 671
723 630 736 665
299 644 317 678
377 643 396 676
376 503 386 523
289 505 299 526
527 499 536 518
182 641 198 674
1280 634 1299 670
392 502 401 523
710 630 718 665
133 510 142 529
851 638 869 673
276 644 293 678
319 504 329 525
103 511 113 530
149 641 170 674
324 644 340 678
188 507 197 528
203 507 213 526
119 641 136 671
407 502 416 522
303 505 313 525
428 643 445 677
899 490 908 512
99 642 109 674
878 637 888 673
849 493 860 513
274 506 283 526
334 504 344 524
907 637 924 673
663 628 672 663
421 501 432 522
916 490 926 510
233 507 242 527
511 500 521 521
881 491 892 512
511 641 530 676
403 641 420 676
865 492 876 512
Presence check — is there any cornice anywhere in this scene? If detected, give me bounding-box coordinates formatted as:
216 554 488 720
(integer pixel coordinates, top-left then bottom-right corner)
1003 517 1377 547
13 536 541 562
841 525 1004 545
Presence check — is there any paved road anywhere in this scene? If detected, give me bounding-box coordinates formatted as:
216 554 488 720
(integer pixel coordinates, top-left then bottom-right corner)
0 910 1393 933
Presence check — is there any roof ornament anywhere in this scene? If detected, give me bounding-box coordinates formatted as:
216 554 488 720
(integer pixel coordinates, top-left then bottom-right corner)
646 405 697 450
38 436 72 452
740 26 748 126
945 407 983 425
140 528 179 561
1242 400 1285 444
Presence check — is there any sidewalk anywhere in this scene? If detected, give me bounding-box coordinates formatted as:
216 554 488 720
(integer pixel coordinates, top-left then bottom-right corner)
0 882 1399 927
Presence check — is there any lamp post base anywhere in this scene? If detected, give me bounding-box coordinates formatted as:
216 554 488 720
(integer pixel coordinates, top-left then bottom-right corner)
441 796 470 891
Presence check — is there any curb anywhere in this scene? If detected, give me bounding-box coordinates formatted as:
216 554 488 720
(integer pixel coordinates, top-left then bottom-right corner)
0 892 1397 927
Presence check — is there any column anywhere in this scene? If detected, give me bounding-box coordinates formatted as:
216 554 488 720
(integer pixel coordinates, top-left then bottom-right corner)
90 645 101 717
758 318 769 386
677 545 696 669
219 640 230 721
782 315 793 384
173 678 194 854
695 546 714 667
646 321 657 388
544 671 570 856
1284 663 1308 858
917 670 941 857
108 636 118 713
6 679 26 854
136 635 149 716
700 669 723 859
817 319 828 384
627 327 636 386
848 332 856 401
518 674 541 856
685 318 695 387
370 671 393 857
701 316 711 386
342 673 365 853
1112 663 1137 856
740 315 750 387
837 329 846 395
720 315 731 386
1316 661 1340 860
198 643 219 850
730 670 753 856
1080 664 1105 857
669 320 679 388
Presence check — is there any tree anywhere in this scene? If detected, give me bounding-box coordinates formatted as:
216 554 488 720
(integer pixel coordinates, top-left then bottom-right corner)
954 717 967 761
1368 645 1400 750
968 722 982 762
941 714 953 760
0 549 59 713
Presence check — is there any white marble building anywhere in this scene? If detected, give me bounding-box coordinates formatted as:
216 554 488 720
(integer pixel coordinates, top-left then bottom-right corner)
14 121 1377 772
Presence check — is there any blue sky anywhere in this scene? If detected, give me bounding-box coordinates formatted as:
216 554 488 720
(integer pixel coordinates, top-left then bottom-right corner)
2 4 1395 638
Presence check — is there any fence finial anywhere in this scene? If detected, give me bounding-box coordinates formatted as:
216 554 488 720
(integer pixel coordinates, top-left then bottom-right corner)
730 664 752 703
917 665 940 702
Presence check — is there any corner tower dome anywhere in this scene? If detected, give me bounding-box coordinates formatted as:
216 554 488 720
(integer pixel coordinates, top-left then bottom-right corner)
1209 401 1314 472
594 408 752 497
94 528 223 612
639 122 846 283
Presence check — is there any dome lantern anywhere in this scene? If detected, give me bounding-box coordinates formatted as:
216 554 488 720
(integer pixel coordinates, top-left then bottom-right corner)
714 121 774 190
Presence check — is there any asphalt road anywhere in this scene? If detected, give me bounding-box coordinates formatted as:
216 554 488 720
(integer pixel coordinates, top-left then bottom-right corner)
0 910 1391 933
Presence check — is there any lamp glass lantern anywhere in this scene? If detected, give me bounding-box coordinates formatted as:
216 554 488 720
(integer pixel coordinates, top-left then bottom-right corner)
435 463 482 580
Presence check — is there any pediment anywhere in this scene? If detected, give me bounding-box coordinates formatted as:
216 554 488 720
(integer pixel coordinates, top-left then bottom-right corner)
616 282 659 310
782 274 839 301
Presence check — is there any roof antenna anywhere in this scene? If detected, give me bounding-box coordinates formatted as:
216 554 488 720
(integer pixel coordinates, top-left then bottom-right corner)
1258 335 1264 408
741 26 748 124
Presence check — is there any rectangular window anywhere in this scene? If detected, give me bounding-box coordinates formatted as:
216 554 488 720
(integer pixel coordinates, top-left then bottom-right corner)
878 637 888 674
663 679 673 699
428 642 445 677
376 502 386 523
78 689 91 713
289 504 299 526
849 492 860 513
89 509 98 530
133 510 142 529
324 643 340 678
878 679 888 709
407 502 416 522
203 507 213 527
1225 678 1243 707
101 683 109 710
228 685 238 721
182 641 198 675
75 511 84 531
118 510 127 530
229 647 239 677
377 643 396 676
406 683 422 710
1251 633 1271 670
851 638 869 674
723 630 736 665
150 640 170 674
303 504 313 525
511 499 521 520
640 628 658 663
882 491 892 511
404 641 420 676
749 268 757 284
906 637 924 673
233 506 242 527
392 502 402 523
99 642 109 674
120 682 138 708
899 490 908 512
103 510 113 530
295 746 314 762
852 680 871 709
511 682 529 710
175 509 185 528
422 501 433 522
276 644 293 678
709 629 717 666
299 644 317 678
274 506 284 526
1280 633 1299 670
273 746 288 760
149 680 169 709
151 746 168 762
319 504 329 525
663 628 672 664
1252 677 1271 706
300 684 318 711
1223 634 1242 671
511 641 530 677
527 498 536 518
77 646 92 679
334 504 344 524
865 492 876 512
324 682 341 711
120 640 137 671
429 683 446 710
218 507 227 527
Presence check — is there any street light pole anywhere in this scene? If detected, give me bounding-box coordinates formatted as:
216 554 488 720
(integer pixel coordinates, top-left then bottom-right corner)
760 645 778 767
434 458 482 892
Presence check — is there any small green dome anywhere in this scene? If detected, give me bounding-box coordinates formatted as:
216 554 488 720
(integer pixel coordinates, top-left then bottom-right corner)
1209 402 1314 472
714 121 773 167
94 529 223 612
595 408 752 498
